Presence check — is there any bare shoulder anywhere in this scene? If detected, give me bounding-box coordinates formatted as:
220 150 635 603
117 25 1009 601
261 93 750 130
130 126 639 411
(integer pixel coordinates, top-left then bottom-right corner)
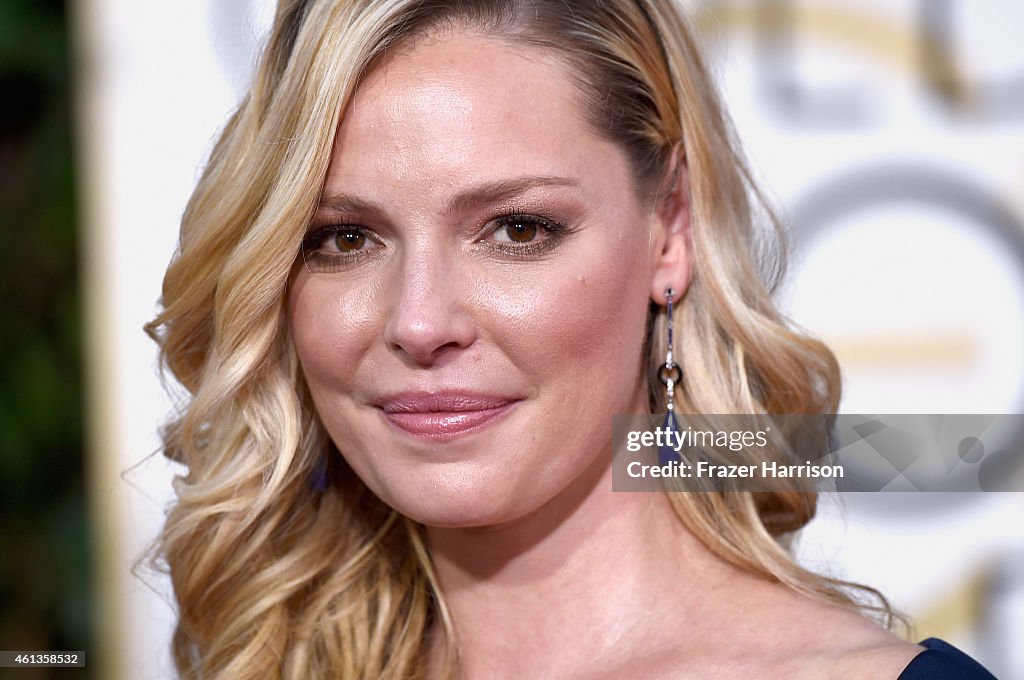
825 639 925 680
718 581 925 680
616 572 928 680
773 595 925 680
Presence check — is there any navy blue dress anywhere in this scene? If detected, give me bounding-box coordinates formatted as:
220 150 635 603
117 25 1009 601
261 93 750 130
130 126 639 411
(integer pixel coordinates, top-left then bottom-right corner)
897 638 998 679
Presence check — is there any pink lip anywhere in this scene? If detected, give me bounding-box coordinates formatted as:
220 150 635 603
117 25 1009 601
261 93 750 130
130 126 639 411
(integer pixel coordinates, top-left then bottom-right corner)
373 392 521 440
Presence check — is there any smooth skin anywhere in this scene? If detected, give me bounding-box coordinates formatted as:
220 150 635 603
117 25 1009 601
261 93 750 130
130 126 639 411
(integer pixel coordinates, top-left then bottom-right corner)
288 28 924 680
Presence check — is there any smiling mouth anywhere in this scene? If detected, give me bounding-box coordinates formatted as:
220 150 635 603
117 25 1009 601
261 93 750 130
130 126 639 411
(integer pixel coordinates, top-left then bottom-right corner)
374 392 521 440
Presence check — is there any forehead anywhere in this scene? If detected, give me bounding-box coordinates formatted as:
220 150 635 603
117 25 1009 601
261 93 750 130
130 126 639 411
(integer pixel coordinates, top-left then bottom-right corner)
325 30 630 199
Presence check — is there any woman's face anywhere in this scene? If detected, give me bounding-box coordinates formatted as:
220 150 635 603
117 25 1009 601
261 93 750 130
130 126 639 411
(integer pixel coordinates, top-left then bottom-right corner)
289 29 673 527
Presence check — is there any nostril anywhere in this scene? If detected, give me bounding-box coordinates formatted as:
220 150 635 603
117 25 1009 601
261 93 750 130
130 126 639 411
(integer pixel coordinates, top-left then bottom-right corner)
389 335 468 367
384 308 477 366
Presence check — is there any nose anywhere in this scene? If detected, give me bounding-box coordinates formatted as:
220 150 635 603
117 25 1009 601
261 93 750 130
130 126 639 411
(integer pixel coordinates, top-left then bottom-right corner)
383 245 477 366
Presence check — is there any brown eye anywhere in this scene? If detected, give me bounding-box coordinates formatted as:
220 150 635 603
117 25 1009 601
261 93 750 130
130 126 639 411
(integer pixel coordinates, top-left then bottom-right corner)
506 220 537 242
300 226 380 271
494 217 540 243
334 229 366 251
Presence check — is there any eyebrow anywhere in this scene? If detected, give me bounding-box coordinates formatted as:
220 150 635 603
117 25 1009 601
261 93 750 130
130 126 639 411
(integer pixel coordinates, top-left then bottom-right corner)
316 175 580 218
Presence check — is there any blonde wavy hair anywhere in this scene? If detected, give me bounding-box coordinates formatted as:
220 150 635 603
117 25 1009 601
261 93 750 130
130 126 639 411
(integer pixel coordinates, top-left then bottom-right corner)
146 0 895 677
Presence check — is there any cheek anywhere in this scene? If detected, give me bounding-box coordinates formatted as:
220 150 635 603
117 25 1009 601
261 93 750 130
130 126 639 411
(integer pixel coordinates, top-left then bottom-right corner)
491 237 652 398
288 275 379 391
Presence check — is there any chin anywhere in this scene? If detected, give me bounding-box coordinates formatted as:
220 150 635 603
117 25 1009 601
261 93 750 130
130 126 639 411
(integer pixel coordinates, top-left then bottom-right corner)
391 492 524 530
369 465 547 530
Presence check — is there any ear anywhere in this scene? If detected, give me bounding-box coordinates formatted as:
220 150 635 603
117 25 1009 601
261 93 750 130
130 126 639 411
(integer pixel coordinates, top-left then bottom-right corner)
650 145 692 306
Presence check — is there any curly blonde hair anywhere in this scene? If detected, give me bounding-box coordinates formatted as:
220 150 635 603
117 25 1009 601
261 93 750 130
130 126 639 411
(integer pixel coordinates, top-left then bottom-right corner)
146 1 894 677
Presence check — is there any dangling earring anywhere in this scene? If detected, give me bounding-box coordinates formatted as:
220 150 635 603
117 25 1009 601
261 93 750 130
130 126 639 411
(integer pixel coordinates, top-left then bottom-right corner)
658 287 682 465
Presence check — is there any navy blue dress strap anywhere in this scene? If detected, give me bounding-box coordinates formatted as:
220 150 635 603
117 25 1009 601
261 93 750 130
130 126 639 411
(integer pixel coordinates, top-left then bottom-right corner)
897 638 998 679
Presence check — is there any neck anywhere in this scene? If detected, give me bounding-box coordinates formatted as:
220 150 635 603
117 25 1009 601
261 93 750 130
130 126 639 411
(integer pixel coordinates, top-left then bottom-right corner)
423 458 737 678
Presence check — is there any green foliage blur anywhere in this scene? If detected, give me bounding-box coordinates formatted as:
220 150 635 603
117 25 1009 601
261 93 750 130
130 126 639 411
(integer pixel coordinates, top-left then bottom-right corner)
0 0 90 676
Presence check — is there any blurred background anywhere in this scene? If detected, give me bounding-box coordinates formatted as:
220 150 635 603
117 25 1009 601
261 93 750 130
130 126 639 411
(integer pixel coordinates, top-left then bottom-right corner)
0 0 89 678
1 0 1021 677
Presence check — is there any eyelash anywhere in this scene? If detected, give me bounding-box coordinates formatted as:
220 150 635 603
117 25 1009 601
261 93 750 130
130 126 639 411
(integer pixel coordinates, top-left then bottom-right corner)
300 211 574 271
484 213 573 258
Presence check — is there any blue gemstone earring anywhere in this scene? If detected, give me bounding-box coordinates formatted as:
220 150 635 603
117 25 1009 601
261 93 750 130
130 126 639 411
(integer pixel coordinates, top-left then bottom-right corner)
309 453 329 492
658 287 682 465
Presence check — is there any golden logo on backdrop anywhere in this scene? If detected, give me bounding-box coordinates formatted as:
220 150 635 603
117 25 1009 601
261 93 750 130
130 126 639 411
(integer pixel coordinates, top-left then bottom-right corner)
695 0 1024 381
